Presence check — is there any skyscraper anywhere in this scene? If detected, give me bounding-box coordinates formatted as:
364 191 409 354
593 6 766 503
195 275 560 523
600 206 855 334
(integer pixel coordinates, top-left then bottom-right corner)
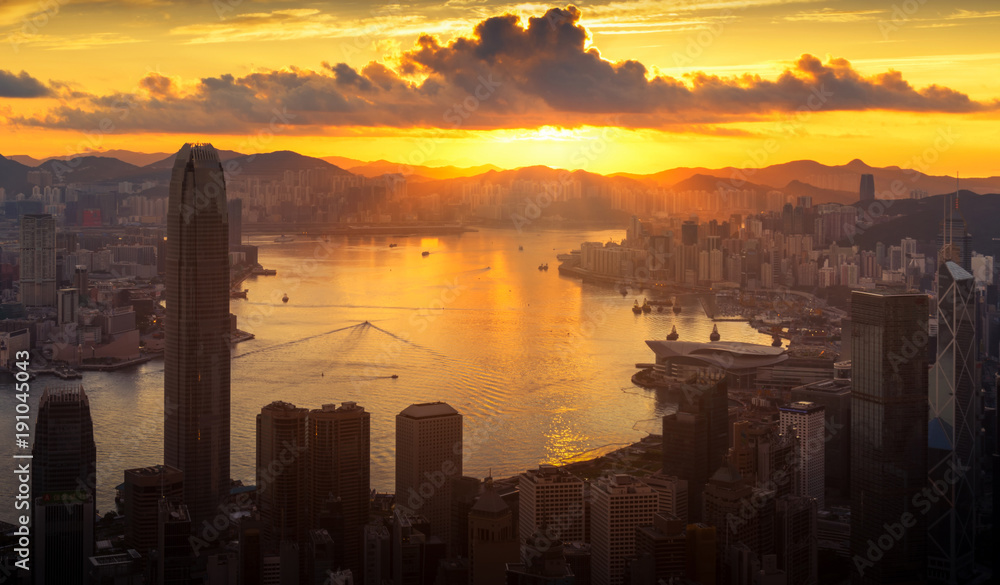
928 261 978 583
309 401 370 578
31 385 97 584
19 213 57 306
257 400 309 553
590 474 659 585
468 479 520 585
779 401 826 509
164 143 231 529
859 174 875 204
850 291 928 584
937 195 973 272
518 465 585 547
123 464 184 554
396 402 463 544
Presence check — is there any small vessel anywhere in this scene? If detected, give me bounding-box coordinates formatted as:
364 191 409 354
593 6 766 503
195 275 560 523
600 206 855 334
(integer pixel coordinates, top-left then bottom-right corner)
389 243 397 248
274 234 294 243
282 293 289 303
619 285 628 297
710 324 720 342
772 335 782 347
422 251 430 257
538 263 545 271
672 297 681 315
667 325 679 341
390 374 399 379
518 245 523 251
656 305 664 313
632 300 642 314
543 263 548 271
641 298 651 313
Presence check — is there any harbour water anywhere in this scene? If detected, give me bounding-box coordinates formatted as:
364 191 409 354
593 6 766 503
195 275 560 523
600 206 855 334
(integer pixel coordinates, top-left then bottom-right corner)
0 227 774 518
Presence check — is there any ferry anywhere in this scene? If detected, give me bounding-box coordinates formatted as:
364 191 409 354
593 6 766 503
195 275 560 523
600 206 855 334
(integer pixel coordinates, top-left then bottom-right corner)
389 243 398 248
274 235 294 243
667 325 679 340
422 251 430 257
672 297 682 314
282 293 289 303
518 245 524 251
632 300 642 314
641 298 651 313
710 324 720 341
538 263 549 271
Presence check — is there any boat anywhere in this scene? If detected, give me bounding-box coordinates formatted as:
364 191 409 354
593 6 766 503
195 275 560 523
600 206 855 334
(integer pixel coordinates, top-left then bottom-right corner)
667 325 679 341
672 298 682 315
656 305 664 313
282 293 289 303
390 374 399 379
389 243 397 248
538 263 545 271
422 251 430 257
641 298 651 313
632 300 642 314
772 335 782 347
274 234 294 243
710 324 720 342
543 263 548 271
619 285 628 296
518 245 523 251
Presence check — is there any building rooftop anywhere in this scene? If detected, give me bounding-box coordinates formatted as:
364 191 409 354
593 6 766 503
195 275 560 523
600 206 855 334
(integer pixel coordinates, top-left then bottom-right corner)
398 401 459 419
779 401 825 414
646 340 788 370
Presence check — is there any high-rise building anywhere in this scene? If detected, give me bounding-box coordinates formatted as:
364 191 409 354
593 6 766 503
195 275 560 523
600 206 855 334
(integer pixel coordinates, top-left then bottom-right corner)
396 402 463 544
518 465 585 547
590 474 659 585
164 143 231 529
309 401 370 578
468 479 520 585
850 291 928 584
57 287 79 326
791 378 852 498
228 198 243 248
157 500 195 584
685 523 717 585
633 513 687 582
19 213 57 306
928 261 978 583
937 196 973 272
859 174 875 204
257 401 308 553
779 401 826 509
123 464 184 554
31 385 97 584
661 378 729 522
774 495 818 585
702 463 774 562
643 473 689 524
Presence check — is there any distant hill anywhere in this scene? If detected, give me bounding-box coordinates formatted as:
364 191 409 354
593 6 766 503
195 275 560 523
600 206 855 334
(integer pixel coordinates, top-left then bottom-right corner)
0 155 32 196
11 150 173 167
39 156 142 184
851 191 1000 254
324 157 502 181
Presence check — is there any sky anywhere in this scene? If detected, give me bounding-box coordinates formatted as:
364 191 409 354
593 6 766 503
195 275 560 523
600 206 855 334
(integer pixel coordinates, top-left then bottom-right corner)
1 0 999 175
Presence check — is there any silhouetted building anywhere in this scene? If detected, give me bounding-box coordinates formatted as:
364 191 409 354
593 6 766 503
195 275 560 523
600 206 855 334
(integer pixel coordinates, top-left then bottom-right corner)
773 495 817 585
590 475 659 585
469 479 520 585
396 402 463 544
157 501 196 584
228 198 243 248
859 174 874 204
779 401 826 509
661 378 729 522
849 292 928 584
928 261 978 584
123 464 184 554
164 143 231 528
519 465 585 548
685 523 717 584
791 378 852 498
310 402 370 579
633 513 687 581
257 401 308 554
506 532 575 584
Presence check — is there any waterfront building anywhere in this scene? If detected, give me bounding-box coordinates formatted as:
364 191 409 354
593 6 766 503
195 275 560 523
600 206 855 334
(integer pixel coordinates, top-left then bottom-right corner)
257 401 309 554
590 474 659 585
518 465 585 547
123 464 184 554
164 143 232 528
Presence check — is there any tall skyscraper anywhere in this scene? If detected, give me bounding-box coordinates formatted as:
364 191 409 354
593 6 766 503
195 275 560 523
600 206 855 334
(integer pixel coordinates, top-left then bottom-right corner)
590 474 659 585
661 378 729 522
518 465 585 547
257 401 309 553
937 195 973 272
31 385 97 584
19 213 57 306
228 198 243 248
859 174 875 204
779 401 826 509
928 261 978 583
164 143 231 528
309 401 371 578
396 402 463 544
468 479 520 585
123 464 184 554
850 291 928 584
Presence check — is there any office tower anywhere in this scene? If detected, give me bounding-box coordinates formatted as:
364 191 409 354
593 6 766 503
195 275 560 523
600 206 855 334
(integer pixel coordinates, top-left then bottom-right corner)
928 261 978 583
450 476 481 557
19 213 57 306
774 495 817 585
859 174 875 203
634 513 687 582
257 401 308 553
937 196 973 272
363 523 390 585
590 475 659 585
32 385 97 583
157 501 195 584
791 378 852 498
57 287 79 325
643 473 689 524
702 463 775 560
850 292 928 584
123 464 184 554
779 401 826 509
468 479 520 585
310 402 370 578
392 509 447 585
239 516 265 585
228 198 243 248
661 378 729 522
306 529 336 583
396 402 463 543
164 143 231 529
518 465 585 546
686 523 717 584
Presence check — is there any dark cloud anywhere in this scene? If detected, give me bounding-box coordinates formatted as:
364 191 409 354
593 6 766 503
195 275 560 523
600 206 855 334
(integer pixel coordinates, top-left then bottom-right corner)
0 69 50 98
12 6 998 133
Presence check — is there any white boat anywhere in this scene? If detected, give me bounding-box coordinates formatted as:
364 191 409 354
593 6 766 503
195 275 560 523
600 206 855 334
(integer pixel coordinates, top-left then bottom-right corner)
274 235 295 243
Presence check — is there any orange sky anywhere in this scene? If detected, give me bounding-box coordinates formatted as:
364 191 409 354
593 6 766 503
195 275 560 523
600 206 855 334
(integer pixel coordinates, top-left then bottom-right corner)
2 1 999 175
